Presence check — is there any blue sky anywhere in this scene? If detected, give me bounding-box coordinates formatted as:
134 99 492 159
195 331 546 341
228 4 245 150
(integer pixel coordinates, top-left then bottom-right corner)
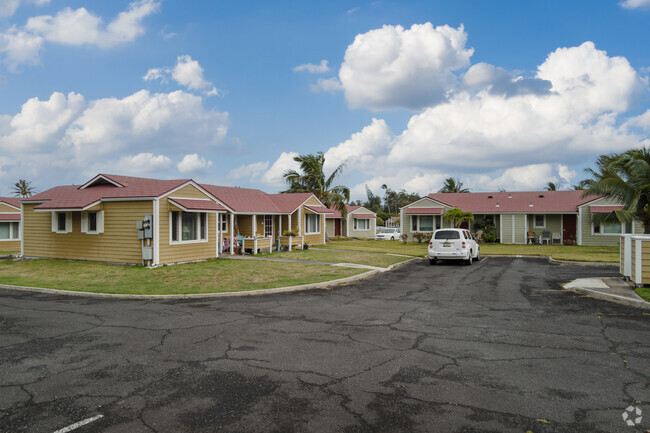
1 0 650 199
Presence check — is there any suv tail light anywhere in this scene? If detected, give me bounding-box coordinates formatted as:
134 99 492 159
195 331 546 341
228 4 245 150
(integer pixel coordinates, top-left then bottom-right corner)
429 242 433 248
462 241 466 248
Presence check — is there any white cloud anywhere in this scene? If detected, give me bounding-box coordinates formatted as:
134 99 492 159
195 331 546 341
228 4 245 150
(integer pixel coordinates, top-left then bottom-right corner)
310 77 343 93
260 152 300 187
347 6 360 14
0 27 43 72
112 152 172 176
625 109 650 130
0 0 21 18
177 153 213 173
143 55 218 96
620 0 650 9
338 22 473 110
228 161 270 181
25 0 159 48
293 60 330 74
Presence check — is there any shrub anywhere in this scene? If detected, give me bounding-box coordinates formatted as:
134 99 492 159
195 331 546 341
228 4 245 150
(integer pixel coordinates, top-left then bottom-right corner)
400 234 409 244
413 232 433 243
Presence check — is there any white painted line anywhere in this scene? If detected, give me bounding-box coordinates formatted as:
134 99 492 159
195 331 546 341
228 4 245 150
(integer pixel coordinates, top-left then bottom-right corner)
53 414 103 433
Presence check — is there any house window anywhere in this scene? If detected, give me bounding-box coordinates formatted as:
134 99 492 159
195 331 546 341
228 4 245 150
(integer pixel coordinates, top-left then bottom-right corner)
264 215 273 237
411 216 417 231
171 211 208 244
52 212 71 234
354 218 370 230
0 222 9 240
305 214 320 234
57 213 66 232
220 216 228 233
88 212 97 232
534 215 545 228
594 222 632 235
420 216 434 231
81 211 104 234
11 222 19 239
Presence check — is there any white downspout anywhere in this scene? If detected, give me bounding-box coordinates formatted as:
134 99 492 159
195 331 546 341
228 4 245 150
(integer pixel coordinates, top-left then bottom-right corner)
153 198 160 265
20 202 24 257
230 212 235 255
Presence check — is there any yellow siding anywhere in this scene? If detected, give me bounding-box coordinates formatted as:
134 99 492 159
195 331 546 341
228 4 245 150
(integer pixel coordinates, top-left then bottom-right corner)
0 203 19 213
304 196 321 206
237 215 254 237
0 240 20 252
158 189 218 265
23 201 152 264
303 212 325 246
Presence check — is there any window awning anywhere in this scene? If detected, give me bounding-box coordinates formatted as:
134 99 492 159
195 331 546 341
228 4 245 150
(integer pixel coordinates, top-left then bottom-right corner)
0 214 20 221
353 213 375 218
168 198 226 212
305 205 334 214
589 205 623 214
405 207 444 215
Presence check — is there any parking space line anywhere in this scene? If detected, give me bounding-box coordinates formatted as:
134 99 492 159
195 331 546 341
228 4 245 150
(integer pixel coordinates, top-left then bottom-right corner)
53 414 103 433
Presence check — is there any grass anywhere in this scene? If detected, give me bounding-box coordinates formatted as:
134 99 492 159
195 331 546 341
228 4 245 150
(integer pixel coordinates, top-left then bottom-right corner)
0 258 366 295
321 239 620 262
265 249 411 268
636 287 650 302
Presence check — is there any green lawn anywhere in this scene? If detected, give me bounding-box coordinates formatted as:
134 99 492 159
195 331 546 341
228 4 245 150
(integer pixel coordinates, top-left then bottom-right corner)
266 249 411 268
636 287 650 302
321 239 620 262
0 258 366 295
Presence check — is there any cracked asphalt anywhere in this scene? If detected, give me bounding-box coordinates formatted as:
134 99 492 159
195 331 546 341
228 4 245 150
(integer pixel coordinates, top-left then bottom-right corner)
1 257 649 433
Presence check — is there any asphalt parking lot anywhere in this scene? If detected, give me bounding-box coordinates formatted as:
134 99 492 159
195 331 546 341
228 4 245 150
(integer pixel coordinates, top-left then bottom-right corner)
1 257 648 433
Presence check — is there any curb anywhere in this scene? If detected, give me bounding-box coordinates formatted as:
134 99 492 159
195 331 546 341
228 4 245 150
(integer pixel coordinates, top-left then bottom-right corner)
562 285 650 310
484 254 618 267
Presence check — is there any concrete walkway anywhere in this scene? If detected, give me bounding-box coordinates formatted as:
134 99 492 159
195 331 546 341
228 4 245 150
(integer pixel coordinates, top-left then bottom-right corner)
219 253 410 272
563 277 650 309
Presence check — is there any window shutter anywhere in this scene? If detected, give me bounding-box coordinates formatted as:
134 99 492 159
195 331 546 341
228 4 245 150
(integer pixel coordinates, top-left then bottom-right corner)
65 212 72 233
96 211 104 234
81 212 88 233
51 212 57 232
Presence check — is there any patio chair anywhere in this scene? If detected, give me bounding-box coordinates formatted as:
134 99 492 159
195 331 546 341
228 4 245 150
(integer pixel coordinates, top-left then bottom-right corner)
527 231 538 244
540 230 552 245
552 233 561 244
474 230 484 243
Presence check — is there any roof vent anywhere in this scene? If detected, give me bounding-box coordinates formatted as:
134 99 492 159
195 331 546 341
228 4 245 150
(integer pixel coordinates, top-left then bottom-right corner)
538 194 544 198
529 202 533 207
496 202 500 208
488 195 493 199
508 194 512 199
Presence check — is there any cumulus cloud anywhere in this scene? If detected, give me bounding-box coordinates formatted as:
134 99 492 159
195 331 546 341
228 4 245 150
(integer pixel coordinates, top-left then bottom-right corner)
24 0 159 48
462 62 552 97
0 27 43 72
260 152 300 187
338 22 473 110
144 55 218 96
229 161 270 181
0 0 49 18
293 60 330 73
112 152 172 176
310 77 343 93
620 0 650 9
177 153 213 173
625 109 650 130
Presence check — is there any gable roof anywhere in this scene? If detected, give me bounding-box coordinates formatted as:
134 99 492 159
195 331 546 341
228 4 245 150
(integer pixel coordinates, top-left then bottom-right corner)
26 174 191 210
0 197 21 210
267 193 321 213
326 204 375 218
424 191 599 213
200 184 283 213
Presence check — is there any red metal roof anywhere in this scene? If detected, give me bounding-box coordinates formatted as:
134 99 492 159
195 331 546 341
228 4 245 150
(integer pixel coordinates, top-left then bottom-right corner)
325 204 363 218
0 197 21 209
425 190 598 213
353 213 375 218
405 207 444 215
0 214 20 221
28 174 191 210
305 205 333 214
168 198 226 212
589 205 623 213
200 185 283 213
267 193 316 213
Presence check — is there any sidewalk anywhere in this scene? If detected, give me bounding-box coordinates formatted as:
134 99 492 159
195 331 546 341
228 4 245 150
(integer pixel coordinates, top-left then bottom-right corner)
563 277 650 309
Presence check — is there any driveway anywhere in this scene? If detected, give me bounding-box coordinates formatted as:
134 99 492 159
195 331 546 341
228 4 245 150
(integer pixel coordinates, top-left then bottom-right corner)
0 257 648 432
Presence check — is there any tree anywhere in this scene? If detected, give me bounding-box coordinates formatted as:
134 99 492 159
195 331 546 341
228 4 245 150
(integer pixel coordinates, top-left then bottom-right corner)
438 177 470 193
12 179 35 197
572 179 590 190
282 152 350 216
582 148 650 233
545 182 557 191
443 207 474 228
363 185 382 213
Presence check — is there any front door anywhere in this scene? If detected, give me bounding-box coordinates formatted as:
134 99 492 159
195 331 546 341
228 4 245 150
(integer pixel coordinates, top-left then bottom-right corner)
562 214 576 242
334 219 341 236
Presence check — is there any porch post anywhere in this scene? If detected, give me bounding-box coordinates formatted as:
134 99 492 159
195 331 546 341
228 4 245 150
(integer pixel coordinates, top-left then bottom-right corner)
230 212 235 255
279 214 283 251
252 215 257 254
216 212 220 258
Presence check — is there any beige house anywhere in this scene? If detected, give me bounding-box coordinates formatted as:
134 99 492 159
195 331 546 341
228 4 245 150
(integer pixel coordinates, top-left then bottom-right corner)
400 191 641 246
20 174 329 265
325 205 377 238
0 197 21 253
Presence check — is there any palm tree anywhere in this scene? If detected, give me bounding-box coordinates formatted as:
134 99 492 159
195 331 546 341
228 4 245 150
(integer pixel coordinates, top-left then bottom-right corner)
545 182 557 191
572 179 590 190
283 152 350 216
438 177 470 193
12 179 35 197
582 148 650 233
443 207 474 228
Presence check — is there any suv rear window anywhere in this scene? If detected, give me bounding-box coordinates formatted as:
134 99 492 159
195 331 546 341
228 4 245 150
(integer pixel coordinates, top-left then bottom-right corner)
434 230 461 240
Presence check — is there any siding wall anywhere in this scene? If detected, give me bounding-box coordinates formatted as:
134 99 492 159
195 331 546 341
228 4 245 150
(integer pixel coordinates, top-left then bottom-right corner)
326 218 337 237
23 201 151 263
642 242 650 285
501 215 513 244
158 184 217 265
302 196 325 245
401 198 449 241
580 198 644 246
527 214 562 240
0 204 20 251
347 207 376 238
0 203 19 213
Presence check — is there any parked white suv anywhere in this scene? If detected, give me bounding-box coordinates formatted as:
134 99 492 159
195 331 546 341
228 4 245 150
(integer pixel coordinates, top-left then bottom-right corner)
428 228 480 265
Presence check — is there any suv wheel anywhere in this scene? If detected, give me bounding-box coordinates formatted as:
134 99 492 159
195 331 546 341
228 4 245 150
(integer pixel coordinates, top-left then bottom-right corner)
475 250 480 261
466 252 473 266
429 258 437 265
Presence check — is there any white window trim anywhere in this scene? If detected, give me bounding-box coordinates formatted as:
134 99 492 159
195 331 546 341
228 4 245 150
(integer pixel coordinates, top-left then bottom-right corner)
51 211 72 234
533 214 546 228
264 215 273 238
81 210 104 235
305 213 321 235
220 217 228 233
0 221 20 241
591 221 633 236
169 211 209 245
410 215 437 232
353 217 372 231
